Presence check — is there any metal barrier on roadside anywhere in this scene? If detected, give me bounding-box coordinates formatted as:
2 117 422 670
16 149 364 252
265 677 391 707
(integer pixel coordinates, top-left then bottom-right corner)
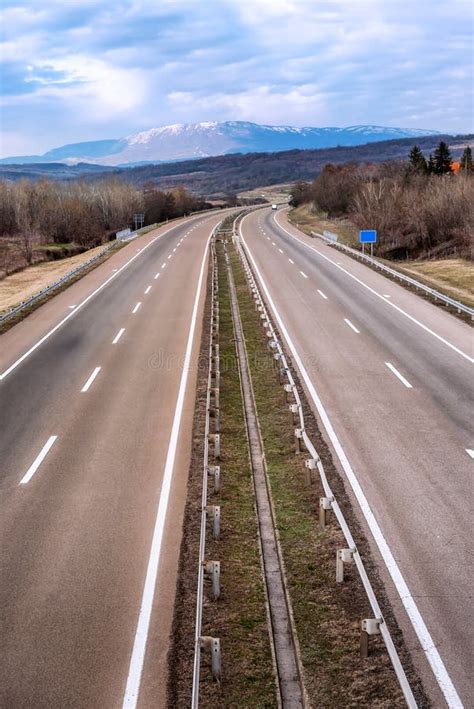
234 217 418 709
0 241 118 325
191 222 223 707
311 230 473 318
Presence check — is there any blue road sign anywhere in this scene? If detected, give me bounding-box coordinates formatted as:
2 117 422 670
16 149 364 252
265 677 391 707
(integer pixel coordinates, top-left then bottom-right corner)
359 230 377 244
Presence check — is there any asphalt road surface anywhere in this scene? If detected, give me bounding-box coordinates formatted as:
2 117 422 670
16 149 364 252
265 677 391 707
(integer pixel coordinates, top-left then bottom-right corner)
0 211 227 708
240 208 473 708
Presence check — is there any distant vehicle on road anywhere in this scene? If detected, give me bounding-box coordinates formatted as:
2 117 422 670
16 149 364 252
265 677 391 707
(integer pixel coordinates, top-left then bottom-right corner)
271 204 277 210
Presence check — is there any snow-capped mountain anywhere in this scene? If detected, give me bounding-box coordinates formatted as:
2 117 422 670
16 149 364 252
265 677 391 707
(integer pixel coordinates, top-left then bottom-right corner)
1 121 439 166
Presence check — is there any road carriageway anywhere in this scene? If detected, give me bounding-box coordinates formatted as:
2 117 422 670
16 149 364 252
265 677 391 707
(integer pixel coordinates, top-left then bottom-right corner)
0 210 236 708
240 207 473 707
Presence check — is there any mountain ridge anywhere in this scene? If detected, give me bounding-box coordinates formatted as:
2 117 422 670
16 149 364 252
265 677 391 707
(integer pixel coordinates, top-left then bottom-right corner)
1 121 439 166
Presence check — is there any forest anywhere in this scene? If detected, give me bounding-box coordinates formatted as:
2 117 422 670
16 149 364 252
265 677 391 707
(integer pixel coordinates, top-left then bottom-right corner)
0 179 212 277
290 142 473 260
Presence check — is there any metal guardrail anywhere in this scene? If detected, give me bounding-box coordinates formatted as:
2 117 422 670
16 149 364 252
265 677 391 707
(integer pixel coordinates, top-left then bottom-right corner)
191 222 222 707
0 213 217 326
0 240 118 324
311 230 473 318
234 221 418 708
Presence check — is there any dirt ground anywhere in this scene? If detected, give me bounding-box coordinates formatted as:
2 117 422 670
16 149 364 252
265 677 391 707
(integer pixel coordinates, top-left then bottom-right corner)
0 243 112 314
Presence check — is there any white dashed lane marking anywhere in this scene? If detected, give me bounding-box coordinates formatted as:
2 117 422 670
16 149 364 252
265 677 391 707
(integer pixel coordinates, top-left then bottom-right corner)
385 362 413 389
344 318 360 333
112 328 125 345
19 436 58 485
81 366 101 393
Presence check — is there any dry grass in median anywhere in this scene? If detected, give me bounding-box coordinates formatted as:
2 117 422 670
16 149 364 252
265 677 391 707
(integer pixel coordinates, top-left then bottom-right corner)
167 241 276 708
229 244 430 707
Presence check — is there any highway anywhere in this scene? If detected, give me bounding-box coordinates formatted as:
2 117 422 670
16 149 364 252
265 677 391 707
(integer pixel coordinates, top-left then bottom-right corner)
240 208 473 708
0 211 226 708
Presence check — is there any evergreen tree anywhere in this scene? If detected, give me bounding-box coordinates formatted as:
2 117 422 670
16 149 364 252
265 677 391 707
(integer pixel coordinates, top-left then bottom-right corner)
460 145 473 171
427 153 436 174
408 145 427 173
433 141 453 174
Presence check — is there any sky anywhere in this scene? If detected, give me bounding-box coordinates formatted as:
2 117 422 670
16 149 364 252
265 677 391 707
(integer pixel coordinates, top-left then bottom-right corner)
0 0 473 157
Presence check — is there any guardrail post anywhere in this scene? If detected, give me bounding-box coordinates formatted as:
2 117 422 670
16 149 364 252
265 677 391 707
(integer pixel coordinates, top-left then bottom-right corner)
208 433 221 460
360 618 382 658
212 387 220 410
319 496 333 528
200 636 221 682
289 403 299 425
294 427 303 454
284 383 294 403
206 504 221 539
336 547 355 582
210 403 220 433
304 457 318 486
204 560 221 600
208 465 221 494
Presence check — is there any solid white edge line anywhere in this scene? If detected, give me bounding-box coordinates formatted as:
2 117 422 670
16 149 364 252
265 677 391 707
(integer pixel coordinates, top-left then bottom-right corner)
0 219 196 382
385 362 413 388
240 212 463 707
344 318 360 333
132 302 141 314
112 328 125 345
144 286 152 295
19 435 58 485
466 449 474 459
81 366 101 393
122 230 212 709
274 211 473 364
317 289 328 299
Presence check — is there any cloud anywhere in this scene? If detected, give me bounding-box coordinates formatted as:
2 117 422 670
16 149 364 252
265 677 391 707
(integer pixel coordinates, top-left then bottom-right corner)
0 0 472 157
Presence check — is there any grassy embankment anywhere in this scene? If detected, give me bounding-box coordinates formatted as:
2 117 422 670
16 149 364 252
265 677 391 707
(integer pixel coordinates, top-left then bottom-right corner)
228 242 429 707
288 204 474 309
0 243 114 315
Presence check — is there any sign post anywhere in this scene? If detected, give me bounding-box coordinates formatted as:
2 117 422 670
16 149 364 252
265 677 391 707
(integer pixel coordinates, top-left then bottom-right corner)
133 213 145 231
359 230 377 256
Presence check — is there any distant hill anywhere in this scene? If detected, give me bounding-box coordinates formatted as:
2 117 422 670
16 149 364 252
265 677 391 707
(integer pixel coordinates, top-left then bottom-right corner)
0 134 471 197
0 121 439 166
